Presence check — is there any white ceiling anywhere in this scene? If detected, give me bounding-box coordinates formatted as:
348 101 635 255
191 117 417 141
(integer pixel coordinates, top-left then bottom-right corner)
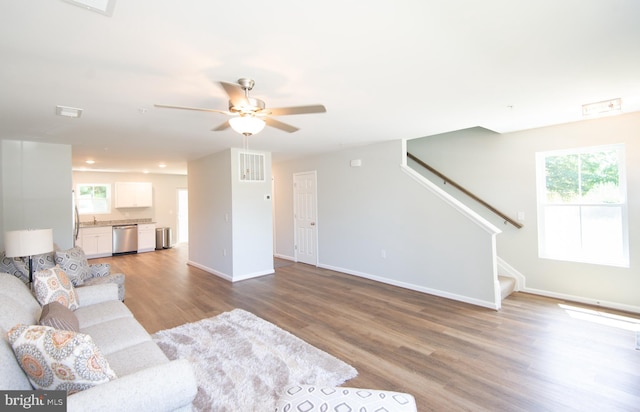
1 1 639 175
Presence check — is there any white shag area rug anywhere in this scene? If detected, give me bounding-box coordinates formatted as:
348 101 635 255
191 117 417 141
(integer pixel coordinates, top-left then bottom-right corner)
152 308 357 412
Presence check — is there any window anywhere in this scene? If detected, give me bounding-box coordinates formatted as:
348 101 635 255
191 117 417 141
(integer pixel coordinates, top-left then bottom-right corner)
76 184 111 214
536 144 629 267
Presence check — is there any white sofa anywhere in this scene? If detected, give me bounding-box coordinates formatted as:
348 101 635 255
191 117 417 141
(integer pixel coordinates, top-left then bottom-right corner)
0 272 197 412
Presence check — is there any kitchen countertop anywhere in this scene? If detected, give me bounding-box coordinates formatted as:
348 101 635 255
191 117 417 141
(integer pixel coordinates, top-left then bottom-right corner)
79 219 155 228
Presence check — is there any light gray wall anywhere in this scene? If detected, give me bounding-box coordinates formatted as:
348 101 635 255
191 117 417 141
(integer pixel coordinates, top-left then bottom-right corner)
1 140 73 250
72 171 187 245
188 148 274 281
408 111 640 312
273 140 500 308
188 150 233 277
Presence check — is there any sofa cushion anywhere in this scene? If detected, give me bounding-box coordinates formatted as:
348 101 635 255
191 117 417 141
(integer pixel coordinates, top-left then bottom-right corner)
74 299 133 328
39 302 79 332
105 341 169 377
33 267 79 310
55 247 92 286
7 324 117 394
81 317 151 356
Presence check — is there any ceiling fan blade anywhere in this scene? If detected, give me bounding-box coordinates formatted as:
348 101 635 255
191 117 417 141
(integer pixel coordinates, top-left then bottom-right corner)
212 121 230 131
219 81 249 107
266 105 326 116
154 104 230 115
265 117 299 133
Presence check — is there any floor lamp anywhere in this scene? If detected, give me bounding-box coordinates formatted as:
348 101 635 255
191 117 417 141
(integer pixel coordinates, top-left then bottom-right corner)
4 229 54 286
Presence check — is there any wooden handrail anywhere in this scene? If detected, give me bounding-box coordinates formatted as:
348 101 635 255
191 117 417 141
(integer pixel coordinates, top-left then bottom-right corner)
407 152 523 229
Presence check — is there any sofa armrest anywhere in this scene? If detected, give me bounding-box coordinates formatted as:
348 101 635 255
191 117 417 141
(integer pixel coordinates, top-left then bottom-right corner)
75 283 119 307
67 359 197 412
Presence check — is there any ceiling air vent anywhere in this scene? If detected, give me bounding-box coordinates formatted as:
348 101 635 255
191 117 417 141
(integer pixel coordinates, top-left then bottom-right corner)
239 152 265 182
582 98 622 117
55 105 83 118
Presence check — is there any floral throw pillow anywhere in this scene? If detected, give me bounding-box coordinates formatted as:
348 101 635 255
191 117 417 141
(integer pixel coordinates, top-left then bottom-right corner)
33 267 79 310
7 324 117 394
55 247 92 286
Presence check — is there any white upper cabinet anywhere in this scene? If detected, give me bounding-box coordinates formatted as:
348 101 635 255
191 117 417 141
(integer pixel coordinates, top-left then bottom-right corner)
115 182 152 208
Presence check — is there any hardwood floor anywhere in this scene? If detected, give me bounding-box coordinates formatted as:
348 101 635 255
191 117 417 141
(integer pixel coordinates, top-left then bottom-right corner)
93 244 640 411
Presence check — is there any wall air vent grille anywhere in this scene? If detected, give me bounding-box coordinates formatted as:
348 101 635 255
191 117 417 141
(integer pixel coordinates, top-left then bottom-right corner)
239 152 265 182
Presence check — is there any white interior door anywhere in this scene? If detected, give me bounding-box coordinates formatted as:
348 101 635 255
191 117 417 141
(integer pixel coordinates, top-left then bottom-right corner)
294 171 317 265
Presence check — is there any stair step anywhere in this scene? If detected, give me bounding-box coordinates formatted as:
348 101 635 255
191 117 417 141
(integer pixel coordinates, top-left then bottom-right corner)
498 275 516 300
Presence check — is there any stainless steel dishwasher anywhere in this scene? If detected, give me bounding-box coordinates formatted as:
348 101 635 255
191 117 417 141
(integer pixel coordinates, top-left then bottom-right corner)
112 224 138 254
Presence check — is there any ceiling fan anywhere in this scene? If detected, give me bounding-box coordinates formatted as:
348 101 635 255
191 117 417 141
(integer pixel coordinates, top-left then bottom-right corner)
155 78 326 136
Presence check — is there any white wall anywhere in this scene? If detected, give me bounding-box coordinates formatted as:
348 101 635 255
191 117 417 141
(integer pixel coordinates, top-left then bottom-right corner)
187 148 274 281
72 171 187 244
1 140 73 249
273 140 500 308
407 111 640 312
230 148 274 280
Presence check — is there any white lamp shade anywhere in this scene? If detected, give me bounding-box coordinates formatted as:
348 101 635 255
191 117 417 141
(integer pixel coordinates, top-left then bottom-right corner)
229 116 266 136
4 229 54 258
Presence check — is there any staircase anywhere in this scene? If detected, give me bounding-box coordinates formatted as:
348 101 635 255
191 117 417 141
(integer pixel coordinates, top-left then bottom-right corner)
498 276 516 300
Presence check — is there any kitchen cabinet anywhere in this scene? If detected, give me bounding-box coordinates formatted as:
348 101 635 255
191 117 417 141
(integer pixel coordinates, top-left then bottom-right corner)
79 226 112 258
115 182 152 208
137 223 156 253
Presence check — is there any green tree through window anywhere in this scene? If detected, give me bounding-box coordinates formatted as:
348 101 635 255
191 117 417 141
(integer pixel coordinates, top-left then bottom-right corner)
536 144 628 267
77 184 111 214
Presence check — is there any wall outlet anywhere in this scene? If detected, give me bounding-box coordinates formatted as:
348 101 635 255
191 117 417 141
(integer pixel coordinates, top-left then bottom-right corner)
223 249 227 256
381 249 387 259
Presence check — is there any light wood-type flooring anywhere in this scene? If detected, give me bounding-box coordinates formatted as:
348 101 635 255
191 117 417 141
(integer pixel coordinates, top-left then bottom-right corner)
93 244 640 411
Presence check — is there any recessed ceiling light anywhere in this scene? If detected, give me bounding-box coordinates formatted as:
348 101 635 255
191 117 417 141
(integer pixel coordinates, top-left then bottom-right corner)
158 163 167 168
85 159 95 165
55 105 83 118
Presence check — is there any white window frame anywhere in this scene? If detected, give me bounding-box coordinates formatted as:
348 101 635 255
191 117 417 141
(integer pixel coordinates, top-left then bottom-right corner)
76 183 111 215
535 144 629 267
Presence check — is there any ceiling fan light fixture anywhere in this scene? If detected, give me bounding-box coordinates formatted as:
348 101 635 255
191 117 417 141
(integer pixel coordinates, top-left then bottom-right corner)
229 116 266 136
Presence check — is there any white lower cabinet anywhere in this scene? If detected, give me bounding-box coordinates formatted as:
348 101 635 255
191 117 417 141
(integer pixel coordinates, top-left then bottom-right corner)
138 223 156 253
79 226 112 258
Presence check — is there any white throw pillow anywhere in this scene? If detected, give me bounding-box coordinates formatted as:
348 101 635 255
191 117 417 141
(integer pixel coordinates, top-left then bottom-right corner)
7 324 117 394
33 266 79 310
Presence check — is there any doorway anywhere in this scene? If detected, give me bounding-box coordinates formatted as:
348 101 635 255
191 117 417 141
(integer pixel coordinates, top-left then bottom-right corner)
293 171 318 265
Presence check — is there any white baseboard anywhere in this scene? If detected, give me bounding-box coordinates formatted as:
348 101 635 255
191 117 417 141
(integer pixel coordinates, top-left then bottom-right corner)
318 263 500 311
187 260 274 282
523 287 640 314
274 253 295 261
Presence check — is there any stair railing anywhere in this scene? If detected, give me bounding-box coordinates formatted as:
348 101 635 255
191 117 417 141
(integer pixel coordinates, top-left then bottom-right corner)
407 152 523 229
